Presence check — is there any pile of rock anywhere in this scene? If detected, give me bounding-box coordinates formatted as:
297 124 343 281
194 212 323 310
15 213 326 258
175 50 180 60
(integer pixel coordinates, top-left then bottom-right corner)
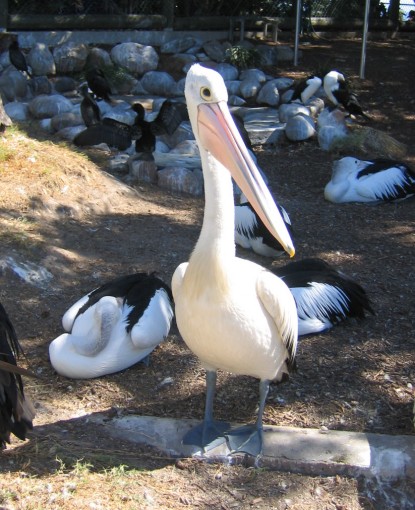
0 36 340 195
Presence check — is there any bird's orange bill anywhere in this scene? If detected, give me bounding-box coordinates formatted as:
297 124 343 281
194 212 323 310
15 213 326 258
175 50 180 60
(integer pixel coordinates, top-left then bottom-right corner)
197 101 295 257
0 360 39 378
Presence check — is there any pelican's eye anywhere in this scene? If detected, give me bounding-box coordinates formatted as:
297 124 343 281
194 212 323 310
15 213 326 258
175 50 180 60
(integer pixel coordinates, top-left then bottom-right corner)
200 87 211 100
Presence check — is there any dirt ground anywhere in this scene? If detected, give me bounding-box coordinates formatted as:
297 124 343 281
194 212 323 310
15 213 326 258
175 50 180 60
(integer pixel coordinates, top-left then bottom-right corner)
0 37 414 509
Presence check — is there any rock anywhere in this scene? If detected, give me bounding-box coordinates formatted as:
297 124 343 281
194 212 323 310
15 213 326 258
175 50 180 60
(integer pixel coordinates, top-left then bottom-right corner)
158 167 204 195
159 123 195 149
174 53 198 67
225 80 241 96
4 101 29 121
29 76 53 96
160 37 198 54
239 68 267 83
214 63 239 81
281 89 294 104
240 76 262 100
202 40 228 63
256 79 280 106
110 42 159 77
170 140 199 156
28 94 74 119
277 45 297 62
306 97 325 117
273 77 294 91
54 76 78 93
228 95 246 106
53 42 89 74
51 112 83 132
128 157 158 183
256 46 279 66
27 43 56 76
141 71 177 97
0 71 28 101
39 118 53 133
86 47 112 70
108 154 130 174
56 125 85 142
318 125 347 151
285 113 316 141
278 103 310 123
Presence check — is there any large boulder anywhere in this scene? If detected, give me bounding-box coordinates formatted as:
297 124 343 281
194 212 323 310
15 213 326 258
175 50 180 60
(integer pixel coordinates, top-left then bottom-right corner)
110 43 158 77
28 94 74 119
141 71 177 97
0 70 28 101
160 37 199 54
27 43 56 76
256 79 280 106
53 42 89 74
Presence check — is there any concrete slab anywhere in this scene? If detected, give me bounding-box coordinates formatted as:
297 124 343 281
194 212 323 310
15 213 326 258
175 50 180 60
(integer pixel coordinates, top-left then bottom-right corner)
90 414 415 482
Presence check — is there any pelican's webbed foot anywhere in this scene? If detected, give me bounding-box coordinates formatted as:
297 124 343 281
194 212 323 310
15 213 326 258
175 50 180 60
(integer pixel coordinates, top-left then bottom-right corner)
183 419 230 452
225 424 263 457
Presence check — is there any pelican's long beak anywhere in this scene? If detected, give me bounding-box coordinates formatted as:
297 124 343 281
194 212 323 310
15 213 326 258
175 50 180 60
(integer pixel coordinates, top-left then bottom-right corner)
197 101 295 258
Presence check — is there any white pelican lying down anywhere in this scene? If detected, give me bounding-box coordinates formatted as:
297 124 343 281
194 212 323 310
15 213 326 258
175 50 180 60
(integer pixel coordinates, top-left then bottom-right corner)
172 64 298 457
49 273 174 379
235 193 293 258
324 157 415 204
273 258 374 336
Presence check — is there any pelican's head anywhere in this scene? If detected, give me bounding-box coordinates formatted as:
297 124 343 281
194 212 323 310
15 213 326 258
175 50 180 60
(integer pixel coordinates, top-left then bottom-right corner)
185 64 295 258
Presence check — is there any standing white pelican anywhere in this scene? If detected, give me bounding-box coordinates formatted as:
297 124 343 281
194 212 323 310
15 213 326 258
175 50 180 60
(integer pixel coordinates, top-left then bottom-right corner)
324 157 415 204
172 64 298 457
49 273 174 379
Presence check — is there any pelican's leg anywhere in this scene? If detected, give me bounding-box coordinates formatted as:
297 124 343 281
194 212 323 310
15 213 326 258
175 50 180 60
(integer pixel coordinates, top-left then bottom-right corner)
183 369 230 451
225 379 270 457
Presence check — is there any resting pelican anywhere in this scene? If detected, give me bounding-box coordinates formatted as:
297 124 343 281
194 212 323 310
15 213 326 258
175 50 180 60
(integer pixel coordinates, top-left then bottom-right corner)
323 71 369 119
235 193 293 258
49 273 174 379
172 64 298 457
291 75 323 104
0 302 35 447
273 258 374 336
324 157 415 204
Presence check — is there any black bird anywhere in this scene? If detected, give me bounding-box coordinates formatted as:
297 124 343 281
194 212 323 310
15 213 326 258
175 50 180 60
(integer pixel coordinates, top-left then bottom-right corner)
8 40 32 78
79 83 101 127
85 67 113 103
74 117 133 150
273 258 374 336
74 100 187 153
0 302 36 448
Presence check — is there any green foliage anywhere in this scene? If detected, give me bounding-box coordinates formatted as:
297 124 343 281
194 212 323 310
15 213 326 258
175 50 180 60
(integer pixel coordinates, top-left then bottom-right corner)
225 45 262 70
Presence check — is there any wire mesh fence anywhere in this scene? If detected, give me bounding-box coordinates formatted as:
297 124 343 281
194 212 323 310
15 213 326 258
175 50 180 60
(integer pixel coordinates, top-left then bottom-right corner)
9 0 162 15
8 0 404 19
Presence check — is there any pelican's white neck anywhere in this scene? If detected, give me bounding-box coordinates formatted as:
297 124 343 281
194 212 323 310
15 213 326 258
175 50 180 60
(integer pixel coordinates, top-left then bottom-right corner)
186 149 235 291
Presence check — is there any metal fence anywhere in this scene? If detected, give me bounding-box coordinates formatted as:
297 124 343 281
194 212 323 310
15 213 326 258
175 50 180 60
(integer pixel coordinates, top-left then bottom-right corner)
7 0 397 18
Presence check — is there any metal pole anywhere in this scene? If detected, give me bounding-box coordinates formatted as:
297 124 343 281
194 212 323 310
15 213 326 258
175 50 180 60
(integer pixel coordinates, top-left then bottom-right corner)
359 0 371 79
294 0 302 66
